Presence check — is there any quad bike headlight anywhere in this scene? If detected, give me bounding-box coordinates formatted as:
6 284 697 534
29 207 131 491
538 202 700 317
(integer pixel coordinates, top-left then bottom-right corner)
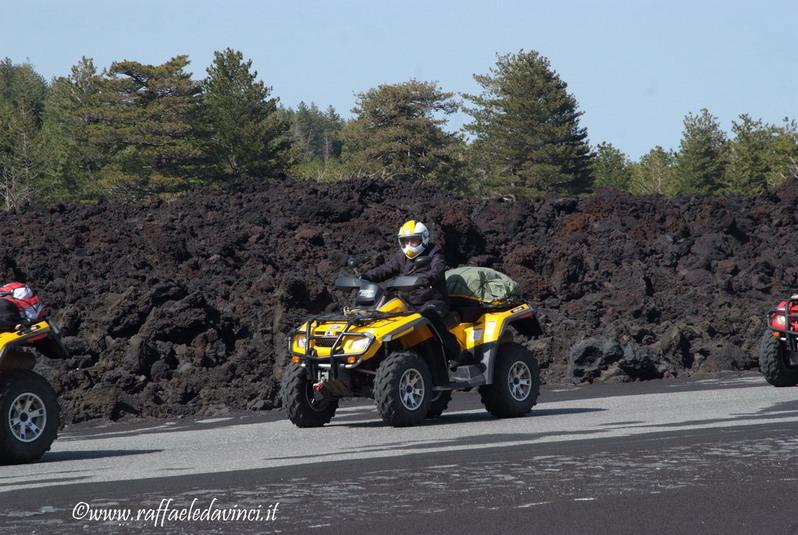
772 314 786 328
344 336 372 355
292 333 307 352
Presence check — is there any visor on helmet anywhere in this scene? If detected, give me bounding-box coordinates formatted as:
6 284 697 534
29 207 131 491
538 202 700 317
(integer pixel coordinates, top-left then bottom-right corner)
399 235 423 247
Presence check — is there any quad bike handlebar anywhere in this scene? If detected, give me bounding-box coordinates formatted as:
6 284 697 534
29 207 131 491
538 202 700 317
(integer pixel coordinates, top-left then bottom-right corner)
335 274 425 310
334 275 424 291
386 275 424 289
334 275 362 289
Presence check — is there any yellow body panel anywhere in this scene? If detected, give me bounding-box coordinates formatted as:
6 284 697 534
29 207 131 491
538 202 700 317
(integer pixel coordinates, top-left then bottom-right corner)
377 297 407 314
289 300 534 361
452 303 532 350
0 321 50 348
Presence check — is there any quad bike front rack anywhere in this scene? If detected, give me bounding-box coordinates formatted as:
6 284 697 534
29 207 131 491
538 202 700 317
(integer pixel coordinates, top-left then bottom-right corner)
292 317 377 380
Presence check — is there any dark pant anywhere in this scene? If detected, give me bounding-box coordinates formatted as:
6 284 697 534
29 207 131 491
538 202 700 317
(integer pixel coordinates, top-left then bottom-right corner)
419 304 461 362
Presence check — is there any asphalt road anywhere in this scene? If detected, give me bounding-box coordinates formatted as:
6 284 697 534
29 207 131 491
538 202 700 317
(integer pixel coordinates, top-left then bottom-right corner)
2 371 798 534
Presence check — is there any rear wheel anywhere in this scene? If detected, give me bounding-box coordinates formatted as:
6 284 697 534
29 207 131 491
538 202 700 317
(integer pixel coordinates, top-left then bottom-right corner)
426 390 452 419
0 369 60 464
480 343 540 418
375 352 432 427
759 332 798 387
282 363 338 427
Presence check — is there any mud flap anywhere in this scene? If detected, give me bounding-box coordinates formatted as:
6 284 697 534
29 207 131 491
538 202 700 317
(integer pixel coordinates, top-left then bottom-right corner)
427 349 450 387
33 335 69 360
508 314 543 338
0 349 35 371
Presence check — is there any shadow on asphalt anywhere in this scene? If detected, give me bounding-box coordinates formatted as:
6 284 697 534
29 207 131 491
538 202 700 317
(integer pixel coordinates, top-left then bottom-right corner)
0 475 91 488
264 409 607 462
263 428 604 462
337 407 607 428
612 399 798 431
39 449 162 463
386 429 602 449
58 411 288 442
753 399 798 415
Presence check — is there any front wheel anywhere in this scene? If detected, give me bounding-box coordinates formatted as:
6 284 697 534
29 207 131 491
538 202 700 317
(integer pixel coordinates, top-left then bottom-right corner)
375 352 432 427
282 363 338 427
480 343 540 418
0 369 60 464
759 332 798 387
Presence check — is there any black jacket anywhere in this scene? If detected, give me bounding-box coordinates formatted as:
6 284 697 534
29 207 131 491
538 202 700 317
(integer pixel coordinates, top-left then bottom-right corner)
364 243 449 311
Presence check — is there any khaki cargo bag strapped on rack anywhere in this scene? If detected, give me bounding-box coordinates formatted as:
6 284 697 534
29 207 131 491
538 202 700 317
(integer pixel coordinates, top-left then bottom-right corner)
445 266 523 305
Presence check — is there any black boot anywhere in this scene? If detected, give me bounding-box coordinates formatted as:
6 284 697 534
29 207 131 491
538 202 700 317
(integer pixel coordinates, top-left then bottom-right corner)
443 334 462 370
417 306 463 369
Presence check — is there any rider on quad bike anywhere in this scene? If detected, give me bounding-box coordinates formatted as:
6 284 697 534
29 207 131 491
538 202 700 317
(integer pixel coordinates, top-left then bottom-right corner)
363 220 462 368
282 220 544 428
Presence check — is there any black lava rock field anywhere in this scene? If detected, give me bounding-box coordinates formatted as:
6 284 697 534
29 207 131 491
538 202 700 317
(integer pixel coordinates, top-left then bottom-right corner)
2 178 795 423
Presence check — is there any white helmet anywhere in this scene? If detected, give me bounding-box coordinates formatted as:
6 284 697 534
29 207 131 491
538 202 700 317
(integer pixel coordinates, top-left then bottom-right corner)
397 220 430 259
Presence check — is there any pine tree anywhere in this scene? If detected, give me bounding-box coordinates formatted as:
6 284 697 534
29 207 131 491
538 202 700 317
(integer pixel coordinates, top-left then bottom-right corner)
290 102 344 162
675 109 728 195
463 50 592 196
629 146 678 196
40 57 105 200
592 142 632 191
0 105 44 210
201 48 291 180
0 59 48 209
340 79 463 189
91 56 202 194
0 58 48 123
768 119 798 186
723 114 798 194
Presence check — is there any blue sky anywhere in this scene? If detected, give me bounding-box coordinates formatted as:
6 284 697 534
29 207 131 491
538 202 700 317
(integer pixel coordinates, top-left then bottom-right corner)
3 0 796 159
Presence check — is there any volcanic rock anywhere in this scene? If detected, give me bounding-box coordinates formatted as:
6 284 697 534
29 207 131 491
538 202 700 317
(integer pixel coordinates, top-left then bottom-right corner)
0 177 794 423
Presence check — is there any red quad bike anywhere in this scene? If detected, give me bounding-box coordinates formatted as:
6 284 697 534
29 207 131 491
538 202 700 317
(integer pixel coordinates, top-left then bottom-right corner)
761 292 798 387
0 283 69 464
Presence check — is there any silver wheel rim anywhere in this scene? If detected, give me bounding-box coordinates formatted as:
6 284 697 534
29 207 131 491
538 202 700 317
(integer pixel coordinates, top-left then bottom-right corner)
9 393 47 443
399 368 425 411
508 361 532 402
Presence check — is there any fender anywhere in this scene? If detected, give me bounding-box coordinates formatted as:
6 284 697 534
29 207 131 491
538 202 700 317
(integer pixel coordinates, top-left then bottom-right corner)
482 306 543 385
502 310 543 339
0 322 68 371
0 349 35 372
383 316 449 386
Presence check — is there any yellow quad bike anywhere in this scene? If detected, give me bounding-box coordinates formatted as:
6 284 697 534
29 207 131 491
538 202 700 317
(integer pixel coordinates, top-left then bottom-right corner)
282 269 543 428
0 321 67 464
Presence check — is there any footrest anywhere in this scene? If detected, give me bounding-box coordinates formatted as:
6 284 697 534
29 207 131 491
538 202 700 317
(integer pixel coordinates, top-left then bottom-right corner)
449 364 486 383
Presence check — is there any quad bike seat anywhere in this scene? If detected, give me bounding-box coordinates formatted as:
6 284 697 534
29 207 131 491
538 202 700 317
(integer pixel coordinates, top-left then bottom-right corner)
448 297 485 324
